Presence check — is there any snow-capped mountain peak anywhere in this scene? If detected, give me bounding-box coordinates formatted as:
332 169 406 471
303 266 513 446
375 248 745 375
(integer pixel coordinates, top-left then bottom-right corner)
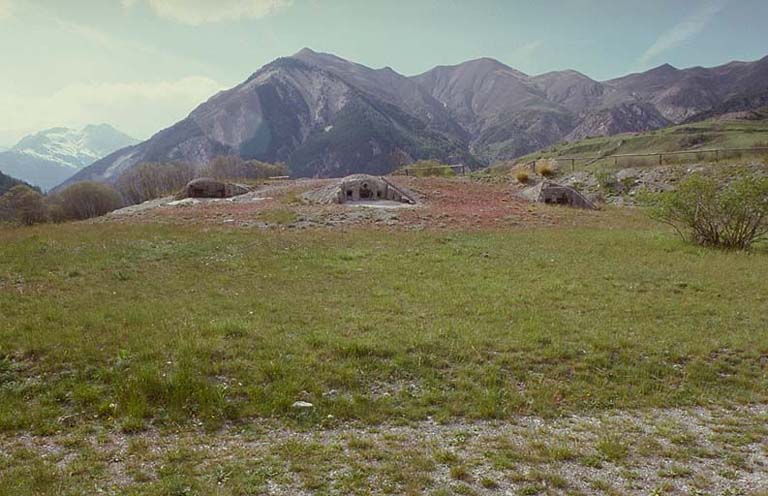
0 124 139 190
12 124 137 170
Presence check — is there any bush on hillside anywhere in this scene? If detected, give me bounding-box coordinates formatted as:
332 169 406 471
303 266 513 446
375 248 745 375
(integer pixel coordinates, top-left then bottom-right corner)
677 133 711 149
204 156 288 181
595 169 616 189
515 170 530 184
645 173 768 250
400 160 457 177
116 162 197 204
535 159 558 178
0 185 47 225
50 182 123 221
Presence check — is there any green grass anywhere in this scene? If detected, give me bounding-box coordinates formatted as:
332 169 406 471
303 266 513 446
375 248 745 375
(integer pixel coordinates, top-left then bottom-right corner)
508 118 768 172
0 222 767 434
255 207 299 225
396 160 458 177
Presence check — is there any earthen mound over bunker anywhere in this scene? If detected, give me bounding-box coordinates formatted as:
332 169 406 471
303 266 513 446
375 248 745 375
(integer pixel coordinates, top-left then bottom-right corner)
303 175 416 205
521 180 595 209
178 178 250 199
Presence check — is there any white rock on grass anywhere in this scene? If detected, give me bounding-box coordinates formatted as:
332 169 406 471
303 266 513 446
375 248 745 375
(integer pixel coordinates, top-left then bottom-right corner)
291 401 314 409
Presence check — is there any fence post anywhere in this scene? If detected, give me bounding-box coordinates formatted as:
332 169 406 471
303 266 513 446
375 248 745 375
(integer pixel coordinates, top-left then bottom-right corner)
658 154 662 165
571 159 575 172
715 150 719 162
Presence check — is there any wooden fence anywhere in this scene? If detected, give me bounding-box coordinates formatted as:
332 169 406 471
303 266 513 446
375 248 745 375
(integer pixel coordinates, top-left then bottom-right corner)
526 146 768 172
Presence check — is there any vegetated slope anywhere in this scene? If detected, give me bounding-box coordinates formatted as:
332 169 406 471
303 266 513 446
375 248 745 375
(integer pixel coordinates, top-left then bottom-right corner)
0 170 36 196
515 116 768 165
64 50 768 188
0 124 138 190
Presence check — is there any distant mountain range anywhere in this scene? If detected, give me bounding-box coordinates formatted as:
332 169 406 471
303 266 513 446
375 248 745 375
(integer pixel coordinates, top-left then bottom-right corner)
0 124 138 190
62 49 768 188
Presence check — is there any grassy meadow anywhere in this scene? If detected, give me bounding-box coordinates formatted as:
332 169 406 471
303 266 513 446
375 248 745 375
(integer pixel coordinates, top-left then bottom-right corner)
1 222 767 436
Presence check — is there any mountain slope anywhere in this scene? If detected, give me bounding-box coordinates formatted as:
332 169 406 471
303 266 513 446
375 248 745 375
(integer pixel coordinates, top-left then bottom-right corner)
411 58 580 160
531 69 608 113
565 102 671 142
0 170 37 196
0 125 138 190
64 50 768 189
62 51 471 186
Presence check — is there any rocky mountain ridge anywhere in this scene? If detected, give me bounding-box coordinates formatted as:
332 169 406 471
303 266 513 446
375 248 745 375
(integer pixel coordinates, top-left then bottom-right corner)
61 50 768 189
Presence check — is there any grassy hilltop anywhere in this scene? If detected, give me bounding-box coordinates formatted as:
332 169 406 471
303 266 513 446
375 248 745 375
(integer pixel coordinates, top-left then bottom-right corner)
512 117 768 171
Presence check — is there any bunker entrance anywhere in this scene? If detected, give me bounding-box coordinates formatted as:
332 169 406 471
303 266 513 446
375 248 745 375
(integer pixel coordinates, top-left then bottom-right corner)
336 175 415 204
359 183 373 199
545 194 570 205
521 180 596 210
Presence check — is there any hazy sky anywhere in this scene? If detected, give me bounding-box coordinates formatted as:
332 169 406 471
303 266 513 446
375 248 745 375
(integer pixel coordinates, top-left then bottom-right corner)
1 0 766 146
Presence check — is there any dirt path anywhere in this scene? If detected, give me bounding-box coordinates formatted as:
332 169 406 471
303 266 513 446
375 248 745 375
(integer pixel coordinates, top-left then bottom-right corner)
4 405 766 495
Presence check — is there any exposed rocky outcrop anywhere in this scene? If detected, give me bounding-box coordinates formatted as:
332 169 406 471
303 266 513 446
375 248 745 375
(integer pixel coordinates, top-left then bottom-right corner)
565 102 671 142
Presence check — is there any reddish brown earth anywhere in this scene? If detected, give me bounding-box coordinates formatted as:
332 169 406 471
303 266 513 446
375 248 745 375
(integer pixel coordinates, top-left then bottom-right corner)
100 176 617 231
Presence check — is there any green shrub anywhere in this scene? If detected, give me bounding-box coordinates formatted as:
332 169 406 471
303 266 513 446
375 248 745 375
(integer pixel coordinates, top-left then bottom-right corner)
515 170 530 184
596 435 629 462
677 133 711 149
49 182 123 221
0 185 47 225
116 162 196 204
595 170 616 189
536 159 558 178
645 173 768 250
205 156 288 181
401 160 457 177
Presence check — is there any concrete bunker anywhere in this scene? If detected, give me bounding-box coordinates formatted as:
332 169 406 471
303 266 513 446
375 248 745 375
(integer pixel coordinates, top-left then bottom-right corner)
303 174 416 205
337 175 413 204
180 178 250 199
521 180 596 209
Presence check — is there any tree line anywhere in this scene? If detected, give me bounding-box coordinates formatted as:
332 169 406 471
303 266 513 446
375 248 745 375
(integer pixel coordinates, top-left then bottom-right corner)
0 157 288 226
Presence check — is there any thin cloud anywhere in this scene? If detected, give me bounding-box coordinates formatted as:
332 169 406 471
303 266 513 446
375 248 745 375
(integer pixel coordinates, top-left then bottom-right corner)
57 20 164 57
55 18 215 75
637 0 728 68
0 77 227 143
512 40 542 60
0 0 14 20
124 0 292 25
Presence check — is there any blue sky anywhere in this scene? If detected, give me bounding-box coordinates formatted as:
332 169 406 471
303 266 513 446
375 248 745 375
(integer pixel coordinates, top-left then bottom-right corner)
1 0 766 146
